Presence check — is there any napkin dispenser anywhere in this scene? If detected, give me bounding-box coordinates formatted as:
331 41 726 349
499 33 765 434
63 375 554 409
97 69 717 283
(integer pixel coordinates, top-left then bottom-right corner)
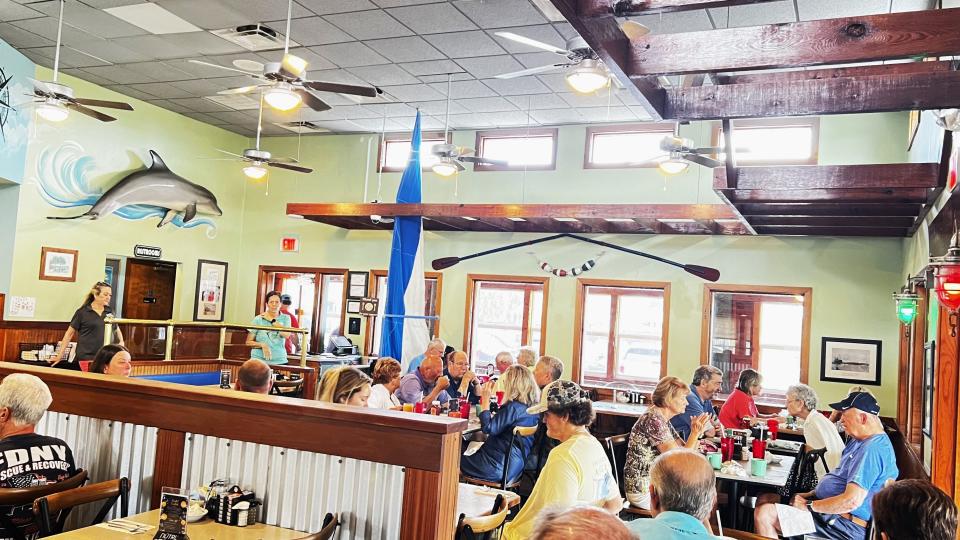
207 485 260 527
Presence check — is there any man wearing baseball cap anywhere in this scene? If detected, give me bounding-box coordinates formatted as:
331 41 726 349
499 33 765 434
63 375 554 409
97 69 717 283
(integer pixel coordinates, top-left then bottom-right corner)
755 391 898 539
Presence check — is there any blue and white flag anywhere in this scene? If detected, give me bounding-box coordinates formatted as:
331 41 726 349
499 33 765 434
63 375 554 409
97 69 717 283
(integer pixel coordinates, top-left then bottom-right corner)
379 112 430 370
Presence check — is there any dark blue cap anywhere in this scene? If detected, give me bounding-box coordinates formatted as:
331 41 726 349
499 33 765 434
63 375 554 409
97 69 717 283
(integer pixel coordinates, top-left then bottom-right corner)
829 391 880 415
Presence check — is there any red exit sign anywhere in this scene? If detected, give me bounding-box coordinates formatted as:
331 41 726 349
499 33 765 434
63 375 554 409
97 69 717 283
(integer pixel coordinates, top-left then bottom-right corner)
281 236 300 252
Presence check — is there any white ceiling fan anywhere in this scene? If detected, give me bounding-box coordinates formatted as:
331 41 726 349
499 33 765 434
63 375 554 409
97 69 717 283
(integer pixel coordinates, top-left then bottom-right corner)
431 75 507 177
190 0 381 113
27 0 134 123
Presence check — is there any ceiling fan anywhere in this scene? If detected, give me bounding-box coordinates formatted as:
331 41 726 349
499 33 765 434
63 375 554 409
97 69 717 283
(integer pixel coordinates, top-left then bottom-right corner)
492 21 648 94
27 0 133 123
638 125 738 175
214 94 312 180
190 0 381 113
431 75 507 176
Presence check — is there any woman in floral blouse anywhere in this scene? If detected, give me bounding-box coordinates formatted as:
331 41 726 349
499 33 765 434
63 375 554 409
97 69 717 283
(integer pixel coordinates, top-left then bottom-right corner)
623 376 710 509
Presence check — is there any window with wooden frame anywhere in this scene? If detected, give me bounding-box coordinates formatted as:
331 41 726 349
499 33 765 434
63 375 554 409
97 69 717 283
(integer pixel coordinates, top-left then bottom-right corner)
473 128 558 172
378 131 451 172
712 118 820 166
573 279 670 389
464 275 549 370
363 270 442 356
583 124 674 169
256 266 348 354
701 284 812 402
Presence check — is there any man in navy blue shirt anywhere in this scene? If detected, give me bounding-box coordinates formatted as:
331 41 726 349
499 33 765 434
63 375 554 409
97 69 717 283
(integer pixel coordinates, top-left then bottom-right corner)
444 351 479 404
755 392 898 540
671 365 723 440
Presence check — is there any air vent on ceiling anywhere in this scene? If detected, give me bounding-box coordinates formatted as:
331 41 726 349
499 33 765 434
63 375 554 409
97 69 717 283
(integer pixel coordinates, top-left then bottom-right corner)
276 121 330 134
211 24 297 52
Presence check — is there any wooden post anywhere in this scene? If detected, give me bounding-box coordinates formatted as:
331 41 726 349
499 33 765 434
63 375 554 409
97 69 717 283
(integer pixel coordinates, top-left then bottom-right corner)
217 327 226 361
399 432 461 540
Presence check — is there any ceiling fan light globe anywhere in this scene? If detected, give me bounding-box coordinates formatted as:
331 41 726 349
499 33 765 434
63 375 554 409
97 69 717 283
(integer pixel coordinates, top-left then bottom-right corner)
281 54 308 78
37 101 69 122
264 85 301 111
243 165 268 180
657 159 689 176
432 160 459 177
565 64 609 94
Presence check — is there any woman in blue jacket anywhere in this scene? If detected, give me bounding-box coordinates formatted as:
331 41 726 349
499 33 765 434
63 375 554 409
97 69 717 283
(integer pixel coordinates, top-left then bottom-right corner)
461 364 541 484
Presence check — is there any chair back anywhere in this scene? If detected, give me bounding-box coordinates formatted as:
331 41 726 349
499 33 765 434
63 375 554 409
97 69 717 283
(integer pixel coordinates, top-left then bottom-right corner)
33 477 129 536
602 433 630 497
294 513 338 540
272 378 305 398
455 494 508 540
0 470 87 540
499 425 538 489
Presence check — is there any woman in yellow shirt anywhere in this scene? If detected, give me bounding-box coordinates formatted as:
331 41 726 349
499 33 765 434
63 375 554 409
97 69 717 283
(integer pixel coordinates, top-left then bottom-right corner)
502 380 622 540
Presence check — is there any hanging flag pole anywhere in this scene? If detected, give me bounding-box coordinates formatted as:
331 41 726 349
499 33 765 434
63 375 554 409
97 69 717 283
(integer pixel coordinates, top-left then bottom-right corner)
379 112 431 370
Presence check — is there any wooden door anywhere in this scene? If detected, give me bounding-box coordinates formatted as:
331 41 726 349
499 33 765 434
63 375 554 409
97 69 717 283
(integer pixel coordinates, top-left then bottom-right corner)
123 259 177 320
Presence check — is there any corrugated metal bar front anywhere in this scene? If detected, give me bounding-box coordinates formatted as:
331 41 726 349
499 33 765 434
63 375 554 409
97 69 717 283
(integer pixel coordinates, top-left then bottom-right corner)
181 434 404 539
36 411 158 522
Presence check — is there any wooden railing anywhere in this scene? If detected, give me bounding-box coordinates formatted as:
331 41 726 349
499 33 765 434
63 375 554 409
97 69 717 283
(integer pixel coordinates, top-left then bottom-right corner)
0 362 464 539
129 359 319 400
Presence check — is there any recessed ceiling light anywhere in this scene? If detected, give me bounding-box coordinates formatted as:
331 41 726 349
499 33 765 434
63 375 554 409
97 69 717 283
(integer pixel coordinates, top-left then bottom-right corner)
554 217 579 222
104 4 201 35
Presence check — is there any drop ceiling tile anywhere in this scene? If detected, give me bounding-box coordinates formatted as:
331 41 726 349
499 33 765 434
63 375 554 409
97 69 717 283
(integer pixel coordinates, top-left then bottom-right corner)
299 0 378 14
489 24 566 53
335 105 386 119
366 36 445 63
455 55 524 79
514 51 567 69
155 0 312 30
409 99 469 116
505 93 566 109
578 106 639 122
310 120 368 132
124 60 196 81
342 117 390 131
453 0 547 29
892 0 939 9
301 89 357 106
400 59 465 76
128 82 192 99
387 3 477 34
559 91 622 108
145 98 195 114
311 42 389 67
629 11 713 34
61 68 118 87
109 34 200 60
706 1 795 27
795 0 888 20
180 111 222 122
167 97 236 113
324 10 413 40
286 47 338 71
29 1 149 38
447 113 491 128
68 39 151 64
417 72 473 83
373 0 446 7
11 17 97 44
536 73 572 93
347 64 420 86
424 30 505 58
0 0 42 22
170 75 252 95
0 23 52 48
481 76 550 95
263 16 354 46
417 115 446 130
428 79 496 98
302 68 370 86
481 110 535 126
78 0 147 8
22 46 112 68
378 83 445 101
553 22 578 40
457 96 517 113
529 108 582 124
206 110 257 124
104 85 157 101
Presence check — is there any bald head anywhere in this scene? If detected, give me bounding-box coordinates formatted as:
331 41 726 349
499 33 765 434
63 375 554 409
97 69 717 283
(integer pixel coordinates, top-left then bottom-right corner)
650 449 716 521
419 355 444 383
236 359 273 394
531 506 633 540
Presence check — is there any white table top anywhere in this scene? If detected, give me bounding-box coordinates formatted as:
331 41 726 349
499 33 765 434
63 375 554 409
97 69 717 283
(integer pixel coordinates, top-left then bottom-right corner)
714 455 794 488
592 400 649 417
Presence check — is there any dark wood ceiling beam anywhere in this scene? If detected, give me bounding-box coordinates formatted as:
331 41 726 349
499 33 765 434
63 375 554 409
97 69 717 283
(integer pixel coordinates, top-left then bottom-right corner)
591 0 781 16
628 8 960 76
753 226 909 237
714 163 940 190
725 188 931 203
548 0 665 120
737 203 922 217
749 216 916 228
286 203 738 220
721 60 958 85
909 130 952 236
666 69 960 119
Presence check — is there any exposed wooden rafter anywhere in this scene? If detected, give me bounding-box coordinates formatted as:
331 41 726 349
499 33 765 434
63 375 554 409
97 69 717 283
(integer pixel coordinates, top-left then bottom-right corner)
720 60 959 85
576 0 781 16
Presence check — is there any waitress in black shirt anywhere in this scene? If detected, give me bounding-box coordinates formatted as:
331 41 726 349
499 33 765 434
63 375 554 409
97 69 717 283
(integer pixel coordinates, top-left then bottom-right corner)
49 281 125 370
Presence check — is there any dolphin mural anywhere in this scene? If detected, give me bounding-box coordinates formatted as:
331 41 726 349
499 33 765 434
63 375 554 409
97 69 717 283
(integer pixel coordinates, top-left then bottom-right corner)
48 150 222 228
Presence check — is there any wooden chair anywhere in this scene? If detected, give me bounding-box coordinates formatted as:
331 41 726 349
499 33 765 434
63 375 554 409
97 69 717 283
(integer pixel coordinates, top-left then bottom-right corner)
33 477 129 536
455 494 508 540
294 513 338 540
272 378 305 398
0 470 87 540
462 425 538 491
601 433 655 519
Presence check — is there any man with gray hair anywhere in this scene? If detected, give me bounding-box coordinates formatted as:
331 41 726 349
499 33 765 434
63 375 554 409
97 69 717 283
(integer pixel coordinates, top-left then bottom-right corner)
671 365 723 440
626 449 720 539
533 355 564 389
517 347 537 369
405 338 446 374
531 505 634 540
0 374 77 539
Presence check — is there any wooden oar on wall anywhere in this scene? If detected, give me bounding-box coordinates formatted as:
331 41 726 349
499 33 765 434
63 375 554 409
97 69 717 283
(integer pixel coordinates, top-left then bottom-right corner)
431 232 720 282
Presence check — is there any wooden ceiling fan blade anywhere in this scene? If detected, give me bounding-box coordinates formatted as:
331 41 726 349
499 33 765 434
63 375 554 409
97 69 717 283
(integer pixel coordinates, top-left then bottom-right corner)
265 156 299 163
685 154 723 168
268 161 313 173
72 97 133 111
295 89 331 112
301 80 380 98
66 102 115 122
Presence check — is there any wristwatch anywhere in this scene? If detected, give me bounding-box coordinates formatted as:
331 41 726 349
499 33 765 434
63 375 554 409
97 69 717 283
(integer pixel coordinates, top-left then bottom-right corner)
806 500 815 512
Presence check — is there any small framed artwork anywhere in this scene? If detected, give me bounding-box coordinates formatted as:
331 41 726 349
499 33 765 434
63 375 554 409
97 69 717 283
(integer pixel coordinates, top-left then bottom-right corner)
346 300 361 314
347 271 368 299
39 247 78 282
923 341 935 437
820 337 882 385
194 259 228 322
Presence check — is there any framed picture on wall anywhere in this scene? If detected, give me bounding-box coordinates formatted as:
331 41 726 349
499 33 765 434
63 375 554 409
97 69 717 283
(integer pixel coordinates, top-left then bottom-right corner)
39 247 78 282
819 337 882 385
194 259 228 322
347 271 368 299
923 341 935 437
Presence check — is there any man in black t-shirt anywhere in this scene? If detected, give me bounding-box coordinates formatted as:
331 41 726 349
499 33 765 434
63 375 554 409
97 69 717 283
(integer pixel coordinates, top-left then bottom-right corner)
0 374 76 540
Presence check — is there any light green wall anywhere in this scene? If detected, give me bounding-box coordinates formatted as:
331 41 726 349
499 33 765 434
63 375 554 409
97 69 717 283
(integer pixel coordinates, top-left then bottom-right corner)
6 67 248 321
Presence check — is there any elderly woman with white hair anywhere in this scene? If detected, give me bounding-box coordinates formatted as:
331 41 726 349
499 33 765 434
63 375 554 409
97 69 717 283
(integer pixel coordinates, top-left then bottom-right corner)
785 383 845 475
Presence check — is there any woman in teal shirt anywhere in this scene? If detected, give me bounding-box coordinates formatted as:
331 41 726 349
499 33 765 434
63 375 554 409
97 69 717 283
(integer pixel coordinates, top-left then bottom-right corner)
246 291 292 365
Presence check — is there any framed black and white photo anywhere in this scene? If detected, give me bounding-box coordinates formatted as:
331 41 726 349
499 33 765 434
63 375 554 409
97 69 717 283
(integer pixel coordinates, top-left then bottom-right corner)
347 271 368 299
820 337 882 385
923 341 935 437
193 259 228 322
346 300 361 314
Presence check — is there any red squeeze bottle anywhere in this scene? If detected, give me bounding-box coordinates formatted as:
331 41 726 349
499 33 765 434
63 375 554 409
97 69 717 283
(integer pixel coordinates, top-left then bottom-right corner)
496 391 505 406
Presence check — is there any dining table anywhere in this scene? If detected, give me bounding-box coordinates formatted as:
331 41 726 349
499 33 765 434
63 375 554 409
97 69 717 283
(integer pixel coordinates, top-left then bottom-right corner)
46 509 304 539
455 482 521 524
715 455 795 530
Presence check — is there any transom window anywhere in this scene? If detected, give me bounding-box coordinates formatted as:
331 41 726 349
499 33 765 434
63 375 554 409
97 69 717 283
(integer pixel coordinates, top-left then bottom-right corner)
378 132 449 172
714 118 819 165
574 279 670 389
474 128 558 171
465 275 548 371
365 270 442 355
584 125 673 168
702 285 812 401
